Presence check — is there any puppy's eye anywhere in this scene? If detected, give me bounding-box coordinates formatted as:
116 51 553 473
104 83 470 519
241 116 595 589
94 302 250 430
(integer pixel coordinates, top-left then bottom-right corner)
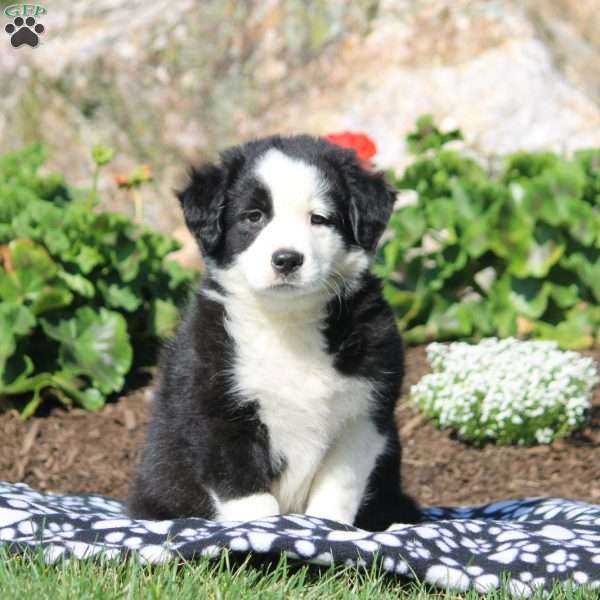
243 210 264 224
310 214 331 226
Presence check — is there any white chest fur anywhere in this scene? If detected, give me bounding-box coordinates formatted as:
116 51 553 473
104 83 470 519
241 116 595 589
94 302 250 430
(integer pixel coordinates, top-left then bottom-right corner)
223 295 374 514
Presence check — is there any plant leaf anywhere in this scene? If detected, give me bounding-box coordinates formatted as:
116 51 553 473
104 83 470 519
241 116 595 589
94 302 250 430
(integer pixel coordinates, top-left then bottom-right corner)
148 299 180 338
41 307 132 394
57 271 95 298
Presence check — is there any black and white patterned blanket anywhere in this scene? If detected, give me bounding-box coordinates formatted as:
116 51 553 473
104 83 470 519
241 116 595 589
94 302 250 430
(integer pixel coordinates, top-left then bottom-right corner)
1 482 599 595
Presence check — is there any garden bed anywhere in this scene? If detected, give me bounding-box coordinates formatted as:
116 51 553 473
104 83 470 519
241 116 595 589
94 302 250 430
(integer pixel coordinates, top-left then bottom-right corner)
1 346 599 509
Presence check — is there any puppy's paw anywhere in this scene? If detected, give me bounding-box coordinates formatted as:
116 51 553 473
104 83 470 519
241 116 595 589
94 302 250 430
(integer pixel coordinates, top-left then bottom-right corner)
305 500 355 525
214 492 280 522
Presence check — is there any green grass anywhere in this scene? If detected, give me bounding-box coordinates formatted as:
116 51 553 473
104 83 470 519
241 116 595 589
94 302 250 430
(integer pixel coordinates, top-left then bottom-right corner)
0 548 597 599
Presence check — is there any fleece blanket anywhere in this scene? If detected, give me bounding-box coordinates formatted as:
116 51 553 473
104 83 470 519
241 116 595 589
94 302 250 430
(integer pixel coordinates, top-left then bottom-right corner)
0 482 599 595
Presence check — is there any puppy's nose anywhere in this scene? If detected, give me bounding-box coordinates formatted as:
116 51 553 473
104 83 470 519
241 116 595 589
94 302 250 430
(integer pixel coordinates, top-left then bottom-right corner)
271 249 304 275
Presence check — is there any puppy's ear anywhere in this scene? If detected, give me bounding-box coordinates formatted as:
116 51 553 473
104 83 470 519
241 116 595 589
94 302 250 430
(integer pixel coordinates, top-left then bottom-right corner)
176 148 244 259
177 164 225 257
346 164 396 252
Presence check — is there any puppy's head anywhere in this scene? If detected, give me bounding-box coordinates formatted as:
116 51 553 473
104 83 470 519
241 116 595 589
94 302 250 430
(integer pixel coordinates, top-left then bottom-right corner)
177 135 395 301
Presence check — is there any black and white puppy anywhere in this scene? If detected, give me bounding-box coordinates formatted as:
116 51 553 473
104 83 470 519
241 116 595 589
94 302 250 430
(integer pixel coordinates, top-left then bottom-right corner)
128 135 420 530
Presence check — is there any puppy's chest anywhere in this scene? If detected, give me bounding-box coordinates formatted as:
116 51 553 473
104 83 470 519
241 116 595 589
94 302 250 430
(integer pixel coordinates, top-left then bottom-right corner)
230 318 365 424
226 314 372 508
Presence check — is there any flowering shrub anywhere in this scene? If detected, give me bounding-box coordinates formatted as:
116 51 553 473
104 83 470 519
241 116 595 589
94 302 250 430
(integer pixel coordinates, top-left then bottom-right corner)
411 338 599 445
324 131 377 164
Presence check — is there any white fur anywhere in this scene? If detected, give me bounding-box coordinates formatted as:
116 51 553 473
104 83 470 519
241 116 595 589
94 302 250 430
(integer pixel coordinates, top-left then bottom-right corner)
201 287 227 304
306 418 386 523
221 290 378 519
211 491 280 522
255 148 329 216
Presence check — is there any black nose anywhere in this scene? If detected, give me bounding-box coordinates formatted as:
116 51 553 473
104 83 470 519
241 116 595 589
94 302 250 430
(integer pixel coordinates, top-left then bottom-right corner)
271 249 304 275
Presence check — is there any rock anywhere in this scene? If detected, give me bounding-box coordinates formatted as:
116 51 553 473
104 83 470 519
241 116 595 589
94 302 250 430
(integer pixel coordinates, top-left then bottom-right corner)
1 0 599 234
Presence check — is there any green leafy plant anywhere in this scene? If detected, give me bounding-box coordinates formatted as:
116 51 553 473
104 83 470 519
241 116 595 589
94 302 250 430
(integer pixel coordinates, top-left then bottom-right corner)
405 114 463 154
376 116 600 348
0 145 198 417
411 338 598 445
89 144 115 209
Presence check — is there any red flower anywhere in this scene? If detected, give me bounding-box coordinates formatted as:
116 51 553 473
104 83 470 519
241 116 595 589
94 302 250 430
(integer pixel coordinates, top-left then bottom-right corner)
113 165 153 189
324 131 377 162
113 174 130 187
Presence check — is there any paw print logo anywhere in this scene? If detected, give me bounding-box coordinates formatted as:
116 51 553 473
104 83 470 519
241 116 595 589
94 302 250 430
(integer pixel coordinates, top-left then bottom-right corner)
405 537 431 560
460 536 493 554
545 549 579 574
5 16 45 48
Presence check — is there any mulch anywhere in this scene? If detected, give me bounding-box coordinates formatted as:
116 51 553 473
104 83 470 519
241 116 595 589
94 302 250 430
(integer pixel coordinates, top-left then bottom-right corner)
1 346 599 508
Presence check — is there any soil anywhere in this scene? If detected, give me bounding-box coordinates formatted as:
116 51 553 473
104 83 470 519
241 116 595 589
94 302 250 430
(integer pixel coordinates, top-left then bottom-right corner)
1 346 599 509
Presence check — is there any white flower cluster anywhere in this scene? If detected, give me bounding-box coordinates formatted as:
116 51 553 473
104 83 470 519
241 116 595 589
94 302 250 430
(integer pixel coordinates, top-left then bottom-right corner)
411 338 599 445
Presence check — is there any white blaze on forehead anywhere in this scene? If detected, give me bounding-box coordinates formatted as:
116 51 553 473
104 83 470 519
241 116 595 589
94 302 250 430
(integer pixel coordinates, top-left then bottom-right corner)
254 149 329 216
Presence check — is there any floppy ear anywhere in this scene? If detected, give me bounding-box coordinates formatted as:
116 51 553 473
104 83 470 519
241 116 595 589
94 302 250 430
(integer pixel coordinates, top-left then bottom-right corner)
176 148 244 259
176 164 225 258
346 165 396 252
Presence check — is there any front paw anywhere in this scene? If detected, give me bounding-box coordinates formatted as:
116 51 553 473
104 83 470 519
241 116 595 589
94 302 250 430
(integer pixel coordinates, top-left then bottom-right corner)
305 500 355 525
215 492 280 522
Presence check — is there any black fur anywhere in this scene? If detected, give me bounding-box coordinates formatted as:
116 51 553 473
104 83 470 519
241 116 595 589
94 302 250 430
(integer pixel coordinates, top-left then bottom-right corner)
323 272 421 529
128 135 420 529
128 288 278 519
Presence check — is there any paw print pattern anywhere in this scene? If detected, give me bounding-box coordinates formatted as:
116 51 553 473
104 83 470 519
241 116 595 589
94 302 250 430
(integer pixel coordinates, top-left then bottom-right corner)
5 16 45 48
1 484 600 595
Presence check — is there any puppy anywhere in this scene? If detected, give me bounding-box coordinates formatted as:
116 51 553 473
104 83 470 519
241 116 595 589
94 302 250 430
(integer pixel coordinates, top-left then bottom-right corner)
128 135 420 530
